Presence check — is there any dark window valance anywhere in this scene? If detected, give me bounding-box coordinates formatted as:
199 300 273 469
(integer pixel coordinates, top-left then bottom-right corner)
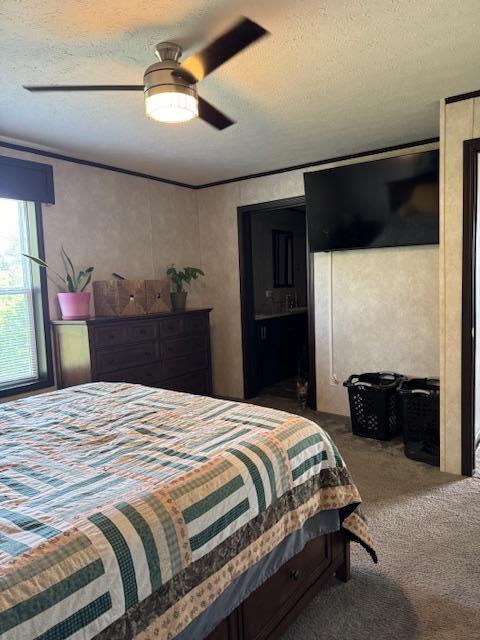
0 155 55 204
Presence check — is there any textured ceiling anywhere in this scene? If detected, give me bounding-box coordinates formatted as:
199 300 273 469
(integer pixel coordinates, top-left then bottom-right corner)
1 0 480 185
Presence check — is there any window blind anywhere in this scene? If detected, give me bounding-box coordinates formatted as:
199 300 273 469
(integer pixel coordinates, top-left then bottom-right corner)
0 198 40 390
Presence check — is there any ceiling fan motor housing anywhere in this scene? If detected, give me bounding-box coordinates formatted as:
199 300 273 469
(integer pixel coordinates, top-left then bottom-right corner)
143 42 197 104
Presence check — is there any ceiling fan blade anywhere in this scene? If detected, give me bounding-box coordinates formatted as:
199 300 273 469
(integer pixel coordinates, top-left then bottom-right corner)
197 96 235 130
23 85 144 92
173 17 268 83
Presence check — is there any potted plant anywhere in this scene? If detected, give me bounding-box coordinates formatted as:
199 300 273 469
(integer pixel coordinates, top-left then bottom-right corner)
167 265 204 311
24 248 94 320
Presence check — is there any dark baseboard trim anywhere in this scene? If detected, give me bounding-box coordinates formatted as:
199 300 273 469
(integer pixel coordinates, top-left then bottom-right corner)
212 394 244 402
1 137 439 191
446 89 480 104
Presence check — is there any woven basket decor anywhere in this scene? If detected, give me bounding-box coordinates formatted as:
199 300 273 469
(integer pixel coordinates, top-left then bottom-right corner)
92 279 170 316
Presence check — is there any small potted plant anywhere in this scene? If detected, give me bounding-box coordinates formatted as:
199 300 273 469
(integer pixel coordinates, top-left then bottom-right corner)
167 265 204 311
24 248 94 320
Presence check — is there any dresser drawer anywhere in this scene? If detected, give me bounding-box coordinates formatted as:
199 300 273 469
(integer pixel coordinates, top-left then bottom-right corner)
158 316 184 338
94 321 157 348
126 320 157 343
161 369 211 395
98 363 159 386
162 334 207 359
96 343 159 374
183 314 207 335
242 534 329 640
159 313 208 338
161 351 208 380
94 325 128 348
204 618 230 640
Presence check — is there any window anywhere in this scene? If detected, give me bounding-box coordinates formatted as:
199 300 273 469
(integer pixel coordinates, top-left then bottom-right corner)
0 197 53 396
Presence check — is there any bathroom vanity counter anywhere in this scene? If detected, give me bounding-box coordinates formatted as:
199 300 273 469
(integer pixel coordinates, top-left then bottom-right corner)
255 310 308 388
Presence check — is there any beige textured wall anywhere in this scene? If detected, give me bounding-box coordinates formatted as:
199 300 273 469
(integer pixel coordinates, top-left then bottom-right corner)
0 145 202 399
196 170 308 398
2 142 440 420
315 247 439 414
197 142 440 405
0 146 202 318
439 97 480 474
196 183 243 399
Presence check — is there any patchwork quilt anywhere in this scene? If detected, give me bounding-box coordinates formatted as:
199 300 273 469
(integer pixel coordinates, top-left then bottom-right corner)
0 383 375 640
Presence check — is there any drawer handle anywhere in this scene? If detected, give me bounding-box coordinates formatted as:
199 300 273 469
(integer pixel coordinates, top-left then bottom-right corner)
289 570 300 581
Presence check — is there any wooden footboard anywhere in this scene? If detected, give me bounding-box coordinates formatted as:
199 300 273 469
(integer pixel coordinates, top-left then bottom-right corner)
206 529 350 640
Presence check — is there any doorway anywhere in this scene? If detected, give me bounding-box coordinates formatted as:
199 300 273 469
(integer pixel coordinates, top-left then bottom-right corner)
238 196 316 409
462 138 480 476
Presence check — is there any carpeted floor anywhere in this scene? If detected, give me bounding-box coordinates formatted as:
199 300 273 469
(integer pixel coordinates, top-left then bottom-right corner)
258 378 298 400
251 395 480 640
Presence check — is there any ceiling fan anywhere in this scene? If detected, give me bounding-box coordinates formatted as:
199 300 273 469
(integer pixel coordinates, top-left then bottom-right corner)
23 17 269 130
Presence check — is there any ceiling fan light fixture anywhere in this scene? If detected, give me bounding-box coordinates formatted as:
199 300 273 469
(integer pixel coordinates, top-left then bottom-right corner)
25 18 268 130
144 85 198 123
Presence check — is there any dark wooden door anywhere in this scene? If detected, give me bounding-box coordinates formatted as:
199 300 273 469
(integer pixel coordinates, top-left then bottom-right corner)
462 138 480 476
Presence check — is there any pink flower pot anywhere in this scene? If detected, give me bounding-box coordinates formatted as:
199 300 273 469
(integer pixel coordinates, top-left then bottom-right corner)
57 292 91 320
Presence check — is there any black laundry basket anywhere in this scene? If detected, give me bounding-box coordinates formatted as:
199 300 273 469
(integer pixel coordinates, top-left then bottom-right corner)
397 378 440 466
343 372 404 441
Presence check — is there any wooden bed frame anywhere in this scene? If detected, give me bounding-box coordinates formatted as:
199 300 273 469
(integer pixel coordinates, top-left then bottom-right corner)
206 530 350 640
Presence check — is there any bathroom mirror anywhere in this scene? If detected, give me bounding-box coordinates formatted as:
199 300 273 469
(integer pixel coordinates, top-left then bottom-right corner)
272 230 294 287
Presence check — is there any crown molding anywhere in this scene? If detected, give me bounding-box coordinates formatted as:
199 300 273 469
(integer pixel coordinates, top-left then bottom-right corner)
0 137 439 191
445 89 480 104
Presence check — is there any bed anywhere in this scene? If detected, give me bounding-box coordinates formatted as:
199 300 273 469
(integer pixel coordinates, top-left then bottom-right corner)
0 383 375 640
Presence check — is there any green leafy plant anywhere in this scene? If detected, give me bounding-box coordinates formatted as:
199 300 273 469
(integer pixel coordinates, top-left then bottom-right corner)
167 265 204 293
23 247 94 292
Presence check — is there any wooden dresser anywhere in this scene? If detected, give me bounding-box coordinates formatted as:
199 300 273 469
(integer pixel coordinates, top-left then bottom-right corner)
51 308 212 395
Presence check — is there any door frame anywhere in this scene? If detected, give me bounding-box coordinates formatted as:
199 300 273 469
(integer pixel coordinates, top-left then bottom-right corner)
461 137 480 476
237 196 316 409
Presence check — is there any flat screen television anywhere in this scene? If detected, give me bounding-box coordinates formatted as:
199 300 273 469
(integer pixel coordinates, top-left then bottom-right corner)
304 150 439 252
